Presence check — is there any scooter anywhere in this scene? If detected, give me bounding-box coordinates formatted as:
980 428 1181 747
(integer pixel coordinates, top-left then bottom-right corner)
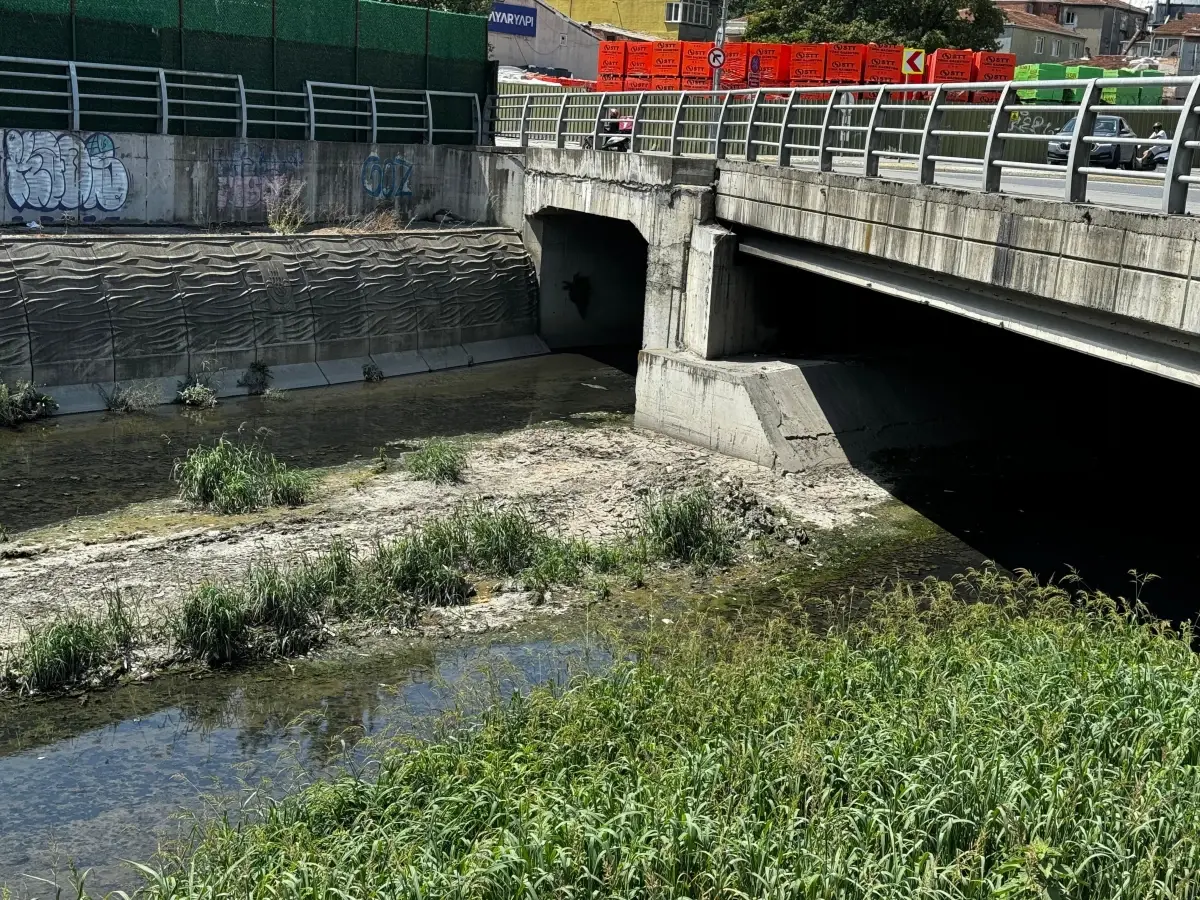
582 108 634 151
1133 144 1171 170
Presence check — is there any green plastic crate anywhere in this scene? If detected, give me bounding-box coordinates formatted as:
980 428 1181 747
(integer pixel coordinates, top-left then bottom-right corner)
1016 63 1066 102
1066 65 1103 102
1139 69 1163 105
1100 69 1139 105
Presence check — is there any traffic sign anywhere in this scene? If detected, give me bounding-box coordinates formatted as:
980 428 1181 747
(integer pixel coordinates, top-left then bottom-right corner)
902 48 925 76
708 46 725 69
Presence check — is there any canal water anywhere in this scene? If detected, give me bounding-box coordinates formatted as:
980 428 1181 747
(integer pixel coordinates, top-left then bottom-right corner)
2 347 1198 897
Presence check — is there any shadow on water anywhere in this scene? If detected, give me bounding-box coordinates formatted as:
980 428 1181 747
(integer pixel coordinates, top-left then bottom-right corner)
0 354 634 533
0 635 609 898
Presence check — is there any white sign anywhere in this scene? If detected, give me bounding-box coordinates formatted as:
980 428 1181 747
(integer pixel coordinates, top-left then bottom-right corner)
708 46 726 69
902 48 926 77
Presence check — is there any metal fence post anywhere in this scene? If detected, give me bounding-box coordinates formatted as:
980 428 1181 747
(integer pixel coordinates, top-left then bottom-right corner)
916 83 946 185
776 88 799 167
591 92 608 148
157 68 169 135
862 85 888 177
425 90 434 144
714 91 733 160
628 91 647 153
816 88 840 173
305 80 317 141
743 88 765 161
1163 78 1200 214
368 85 378 143
518 93 533 148
1065 79 1101 203
472 94 482 145
554 92 570 148
669 91 688 156
236 74 248 138
981 82 1015 192
68 61 80 131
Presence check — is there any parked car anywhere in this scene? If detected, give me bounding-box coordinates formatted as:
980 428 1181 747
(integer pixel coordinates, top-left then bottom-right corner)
1046 116 1138 169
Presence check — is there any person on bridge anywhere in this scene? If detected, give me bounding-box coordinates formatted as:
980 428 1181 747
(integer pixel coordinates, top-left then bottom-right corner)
1140 123 1170 167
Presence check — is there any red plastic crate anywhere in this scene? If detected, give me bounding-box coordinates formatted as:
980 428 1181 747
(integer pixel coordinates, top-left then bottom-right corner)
682 75 711 90
825 43 865 84
719 42 747 83
863 44 902 84
789 43 825 84
971 50 1015 103
596 73 624 90
626 42 652 75
747 43 789 86
651 75 681 90
598 41 627 76
623 74 652 91
682 41 715 78
651 41 682 76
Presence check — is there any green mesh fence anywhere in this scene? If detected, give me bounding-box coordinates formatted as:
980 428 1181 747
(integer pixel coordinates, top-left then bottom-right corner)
1 0 488 136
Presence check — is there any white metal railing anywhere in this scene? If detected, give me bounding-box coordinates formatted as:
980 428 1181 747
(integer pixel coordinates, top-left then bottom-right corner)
495 77 1200 215
0 54 482 144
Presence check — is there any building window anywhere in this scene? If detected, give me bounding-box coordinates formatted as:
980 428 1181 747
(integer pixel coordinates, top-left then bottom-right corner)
1153 37 1164 54
1070 41 1079 56
1051 38 1062 56
1063 9 1076 24
1035 35 1045 54
665 0 710 24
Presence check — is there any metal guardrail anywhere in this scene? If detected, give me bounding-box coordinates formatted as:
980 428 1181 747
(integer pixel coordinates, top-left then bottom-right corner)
494 77 1200 215
0 55 482 144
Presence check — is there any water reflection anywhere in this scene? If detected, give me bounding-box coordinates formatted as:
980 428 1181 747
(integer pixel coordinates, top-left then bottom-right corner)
0 637 605 898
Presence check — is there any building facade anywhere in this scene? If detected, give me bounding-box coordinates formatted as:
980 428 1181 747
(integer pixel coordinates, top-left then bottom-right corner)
1000 7 1086 61
488 0 601 78
997 0 1148 57
1130 12 1200 71
538 0 717 40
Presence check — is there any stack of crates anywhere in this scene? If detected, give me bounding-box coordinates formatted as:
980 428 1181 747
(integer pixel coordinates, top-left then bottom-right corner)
597 42 626 91
625 42 651 91
651 41 682 91
681 41 714 90
1015 62 1066 101
1065 64 1103 102
1100 69 1139 105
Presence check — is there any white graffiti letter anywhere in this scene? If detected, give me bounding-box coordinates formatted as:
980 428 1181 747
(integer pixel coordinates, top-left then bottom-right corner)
3 130 128 214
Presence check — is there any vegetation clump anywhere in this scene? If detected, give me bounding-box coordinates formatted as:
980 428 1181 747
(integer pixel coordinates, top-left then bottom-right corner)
177 360 222 409
173 438 315 514
404 438 467 484
363 361 385 383
238 360 273 395
131 570 1200 899
638 486 734 570
0 380 57 426
99 380 160 413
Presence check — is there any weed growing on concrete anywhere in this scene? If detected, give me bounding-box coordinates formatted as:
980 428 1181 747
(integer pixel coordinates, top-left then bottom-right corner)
266 178 308 235
638 487 734 570
99 380 160 414
363 361 385 383
404 438 467 484
173 437 315 514
0 380 57 426
177 359 222 409
261 388 289 403
238 361 273 395
0 523 8 544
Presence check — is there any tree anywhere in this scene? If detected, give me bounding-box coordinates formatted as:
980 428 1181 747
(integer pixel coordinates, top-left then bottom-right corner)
743 0 1005 51
381 0 493 16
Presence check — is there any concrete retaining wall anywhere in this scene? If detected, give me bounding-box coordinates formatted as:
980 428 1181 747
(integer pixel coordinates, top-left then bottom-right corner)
0 228 542 413
2 131 526 231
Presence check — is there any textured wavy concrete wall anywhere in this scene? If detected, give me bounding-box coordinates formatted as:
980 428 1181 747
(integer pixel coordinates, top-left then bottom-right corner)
0 228 541 414
2 131 524 231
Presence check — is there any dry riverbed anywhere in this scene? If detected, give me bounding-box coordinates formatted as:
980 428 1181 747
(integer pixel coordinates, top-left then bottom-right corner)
0 419 889 656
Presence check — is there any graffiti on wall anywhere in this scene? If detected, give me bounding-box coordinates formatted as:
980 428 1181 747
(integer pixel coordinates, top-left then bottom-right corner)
361 153 414 200
215 143 304 210
3 131 130 212
1009 110 1063 136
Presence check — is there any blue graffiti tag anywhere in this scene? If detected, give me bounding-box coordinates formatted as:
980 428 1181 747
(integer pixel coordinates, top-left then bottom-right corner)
361 154 413 199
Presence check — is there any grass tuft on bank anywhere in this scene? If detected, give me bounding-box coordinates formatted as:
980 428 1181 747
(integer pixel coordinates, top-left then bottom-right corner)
0 380 57 427
173 438 315 514
127 569 1200 900
404 438 467 484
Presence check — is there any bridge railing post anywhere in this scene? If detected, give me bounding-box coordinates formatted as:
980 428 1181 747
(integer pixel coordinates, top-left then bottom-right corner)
628 91 647 153
67 61 80 131
367 85 378 144
863 84 888 177
1163 77 1200 214
980 82 1015 192
916 84 946 185
776 88 799 167
590 92 608 149
236 74 248 139
816 88 840 173
554 91 570 149
1065 79 1101 203
744 88 764 161
518 93 532 148
714 91 732 160
669 90 688 156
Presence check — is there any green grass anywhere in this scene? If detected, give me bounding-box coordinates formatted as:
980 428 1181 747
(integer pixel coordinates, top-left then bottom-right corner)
404 438 467 484
98 380 160 413
2 590 143 694
0 380 57 426
175 583 249 665
126 569 1200 899
173 438 315 514
639 486 734 570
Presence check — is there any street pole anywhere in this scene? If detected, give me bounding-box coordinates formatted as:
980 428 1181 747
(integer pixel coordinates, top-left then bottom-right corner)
712 0 729 90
